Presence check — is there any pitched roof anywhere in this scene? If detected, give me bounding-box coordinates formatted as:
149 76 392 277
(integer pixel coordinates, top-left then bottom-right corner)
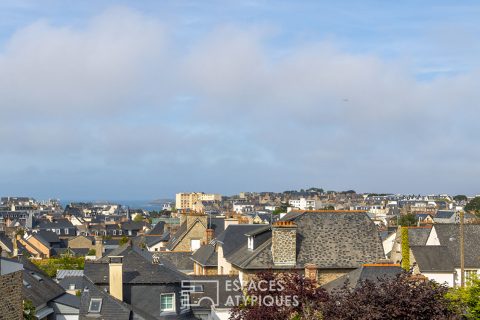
21 257 66 307
432 224 480 268
85 245 188 284
80 277 132 320
0 232 13 252
166 222 188 251
226 211 385 270
35 230 61 244
407 227 431 246
322 264 403 291
410 246 455 272
435 210 455 219
148 221 165 235
53 293 80 308
191 243 217 267
38 219 75 229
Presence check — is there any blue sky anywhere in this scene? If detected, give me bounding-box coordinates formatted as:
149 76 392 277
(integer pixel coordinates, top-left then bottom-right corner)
0 1 479 200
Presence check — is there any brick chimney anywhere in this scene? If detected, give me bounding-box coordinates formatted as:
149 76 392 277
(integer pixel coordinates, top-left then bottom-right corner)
204 229 214 244
305 263 317 281
13 235 18 257
95 236 103 260
271 221 297 266
108 256 123 301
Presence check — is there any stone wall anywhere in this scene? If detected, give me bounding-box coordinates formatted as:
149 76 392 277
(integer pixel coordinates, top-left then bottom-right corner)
174 219 207 251
68 236 94 249
272 225 297 266
0 270 23 319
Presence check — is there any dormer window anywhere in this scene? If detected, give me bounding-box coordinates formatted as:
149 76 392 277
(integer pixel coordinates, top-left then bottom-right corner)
88 298 102 313
248 236 254 250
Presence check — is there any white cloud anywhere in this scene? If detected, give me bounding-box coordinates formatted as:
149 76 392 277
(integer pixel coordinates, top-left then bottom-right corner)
1 7 480 197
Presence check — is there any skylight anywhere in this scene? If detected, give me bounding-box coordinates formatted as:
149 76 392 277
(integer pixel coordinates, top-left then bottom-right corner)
88 298 102 313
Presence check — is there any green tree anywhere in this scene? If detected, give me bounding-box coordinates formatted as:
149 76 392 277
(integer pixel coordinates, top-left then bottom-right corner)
119 236 129 245
87 248 96 256
446 275 480 319
465 197 480 216
453 195 468 202
401 227 410 271
23 300 36 320
398 213 416 226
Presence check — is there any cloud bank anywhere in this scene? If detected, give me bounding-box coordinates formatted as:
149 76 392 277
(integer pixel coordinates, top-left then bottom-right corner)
0 6 479 199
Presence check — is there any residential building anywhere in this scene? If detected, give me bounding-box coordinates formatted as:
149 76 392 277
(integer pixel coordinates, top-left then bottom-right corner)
176 193 221 210
214 210 385 285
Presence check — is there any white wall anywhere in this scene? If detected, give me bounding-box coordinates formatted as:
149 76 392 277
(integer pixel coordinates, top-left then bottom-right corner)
423 272 455 287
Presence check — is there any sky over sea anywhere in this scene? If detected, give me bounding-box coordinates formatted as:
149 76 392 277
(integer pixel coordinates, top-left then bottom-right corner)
1 1 480 200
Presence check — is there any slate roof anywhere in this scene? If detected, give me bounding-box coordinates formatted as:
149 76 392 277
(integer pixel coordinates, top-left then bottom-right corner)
80 277 133 320
322 264 404 291
226 211 385 270
85 245 188 284
36 230 61 244
59 276 86 292
216 224 266 258
149 221 166 235
38 219 75 229
407 227 432 246
53 293 80 308
432 224 480 268
191 243 217 267
436 210 455 219
411 246 455 272
0 232 13 252
209 217 225 236
166 222 188 251
21 257 66 308
121 220 149 231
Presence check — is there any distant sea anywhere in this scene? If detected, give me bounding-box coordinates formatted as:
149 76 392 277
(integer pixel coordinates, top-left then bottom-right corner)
59 199 173 212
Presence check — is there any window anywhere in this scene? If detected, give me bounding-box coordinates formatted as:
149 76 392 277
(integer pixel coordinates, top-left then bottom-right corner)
56 229 61 235
160 293 175 313
191 239 201 251
247 236 254 250
88 298 102 313
64 228 69 235
69 284 76 290
119 230 122 235
113 230 116 236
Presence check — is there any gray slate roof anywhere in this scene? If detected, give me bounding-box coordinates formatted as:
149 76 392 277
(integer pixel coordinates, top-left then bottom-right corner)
227 211 385 270
85 245 188 284
21 257 66 308
432 224 480 268
408 227 431 246
411 246 455 272
80 277 133 320
191 243 217 267
322 264 403 291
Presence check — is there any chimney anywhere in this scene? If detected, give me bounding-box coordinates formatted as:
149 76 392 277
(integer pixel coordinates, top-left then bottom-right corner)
224 218 239 230
271 221 297 266
13 235 18 257
304 263 317 281
204 229 214 244
95 236 103 260
109 256 123 301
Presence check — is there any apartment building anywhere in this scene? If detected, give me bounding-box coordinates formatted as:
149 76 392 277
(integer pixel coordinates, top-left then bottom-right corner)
175 192 221 210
